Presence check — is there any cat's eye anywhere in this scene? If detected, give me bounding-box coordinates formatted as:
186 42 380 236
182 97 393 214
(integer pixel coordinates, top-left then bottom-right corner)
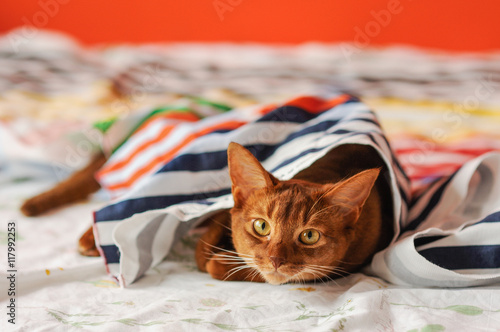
299 229 320 245
253 218 271 236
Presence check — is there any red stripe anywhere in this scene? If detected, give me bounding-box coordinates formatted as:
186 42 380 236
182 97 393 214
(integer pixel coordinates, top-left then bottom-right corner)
257 104 277 115
134 112 199 136
104 120 247 191
100 113 200 175
283 95 351 113
403 164 462 177
100 124 177 174
395 147 497 157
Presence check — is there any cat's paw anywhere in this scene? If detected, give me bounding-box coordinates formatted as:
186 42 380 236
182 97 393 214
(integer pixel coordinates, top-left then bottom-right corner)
78 226 100 257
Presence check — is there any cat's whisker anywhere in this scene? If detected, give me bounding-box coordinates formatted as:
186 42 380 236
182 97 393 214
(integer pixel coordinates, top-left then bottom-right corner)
308 268 340 286
294 268 318 286
203 249 238 261
301 264 334 274
223 264 255 281
299 264 349 286
209 258 249 264
330 268 349 278
297 274 305 286
247 268 262 283
307 269 325 284
208 217 232 232
199 240 253 258
211 253 252 261
306 263 350 276
209 257 250 263
211 257 253 265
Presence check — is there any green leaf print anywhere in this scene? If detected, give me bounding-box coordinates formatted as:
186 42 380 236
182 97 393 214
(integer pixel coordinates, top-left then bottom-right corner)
293 299 354 323
391 302 494 316
114 318 166 326
444 305 483 316
47 309 168 328
409 324 445 332
212 322 238 331
182 318 204 324
241 305 264 310
331 317 347 332
421 324 445 332
200 297 226 307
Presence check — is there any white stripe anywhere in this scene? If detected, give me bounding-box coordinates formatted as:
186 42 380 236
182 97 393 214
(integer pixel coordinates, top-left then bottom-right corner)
108 116 176 163
410 152 500 232
407 176 449 225
124 169 230 199
102 103 374 188
122 120 382 200
101 123 205 185
415 221 500 251
100 107 261 187
95 220 120 246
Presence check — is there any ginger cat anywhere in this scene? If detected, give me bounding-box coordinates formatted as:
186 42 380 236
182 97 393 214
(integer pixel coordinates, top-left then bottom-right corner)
196 142 393 284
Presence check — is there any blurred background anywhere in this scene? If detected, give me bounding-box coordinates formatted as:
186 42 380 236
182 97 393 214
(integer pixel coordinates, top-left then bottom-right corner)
1 0 500 50
0 0 499 185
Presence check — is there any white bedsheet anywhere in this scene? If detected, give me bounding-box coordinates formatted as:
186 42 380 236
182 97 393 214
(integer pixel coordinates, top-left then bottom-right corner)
2 178 500 331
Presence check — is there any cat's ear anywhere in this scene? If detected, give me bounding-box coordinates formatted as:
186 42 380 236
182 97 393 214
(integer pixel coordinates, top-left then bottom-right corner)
227 142 278 208
323 168 381 223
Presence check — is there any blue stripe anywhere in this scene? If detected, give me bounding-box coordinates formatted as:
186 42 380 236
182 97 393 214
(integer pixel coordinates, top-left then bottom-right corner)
97 103 392 227
476 211 500 224
419 245 500 270
365 132 410 186
363 132 410 206
95 189 229 222
98 125 382 222
100 244 120 264
269 128 383 173
158 144 278 173
157 116 379 173
414 235 447 247
404 174 456 231
159 150 229 172
256 105 319 123
255 97 359 124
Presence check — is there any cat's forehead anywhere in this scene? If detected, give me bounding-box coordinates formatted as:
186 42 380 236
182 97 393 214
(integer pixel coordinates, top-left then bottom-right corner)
245 183 319 221
271 183 317 203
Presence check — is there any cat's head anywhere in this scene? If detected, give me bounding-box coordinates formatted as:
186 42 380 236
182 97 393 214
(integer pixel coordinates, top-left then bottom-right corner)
227 142 380 285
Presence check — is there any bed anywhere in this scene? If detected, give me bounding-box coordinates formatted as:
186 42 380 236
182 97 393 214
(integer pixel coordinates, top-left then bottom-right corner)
1 29 500 331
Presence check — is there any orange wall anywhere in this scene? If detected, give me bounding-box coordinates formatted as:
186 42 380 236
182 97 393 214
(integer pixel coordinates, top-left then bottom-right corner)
1 0 499 51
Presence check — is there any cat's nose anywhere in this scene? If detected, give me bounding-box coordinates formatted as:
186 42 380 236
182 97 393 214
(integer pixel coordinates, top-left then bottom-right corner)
270 256 285 270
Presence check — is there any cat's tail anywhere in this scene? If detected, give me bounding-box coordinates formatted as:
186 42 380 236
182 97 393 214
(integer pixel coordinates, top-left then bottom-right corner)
20 152 107 216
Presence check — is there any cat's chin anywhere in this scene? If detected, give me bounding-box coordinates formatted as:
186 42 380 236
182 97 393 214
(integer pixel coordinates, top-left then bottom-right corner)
261 271 293 285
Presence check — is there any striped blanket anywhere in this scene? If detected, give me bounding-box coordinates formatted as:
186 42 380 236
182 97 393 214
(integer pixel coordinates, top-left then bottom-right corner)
94 94 500 288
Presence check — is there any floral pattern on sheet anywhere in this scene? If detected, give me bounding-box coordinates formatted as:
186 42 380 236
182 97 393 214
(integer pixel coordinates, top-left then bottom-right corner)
43 297 355 331
10 233 491 331
46 309 167 328
3 191 500 332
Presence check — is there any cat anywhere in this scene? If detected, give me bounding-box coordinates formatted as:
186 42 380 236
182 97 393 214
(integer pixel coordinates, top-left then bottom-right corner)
195 142 393 284
21 141 393 277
